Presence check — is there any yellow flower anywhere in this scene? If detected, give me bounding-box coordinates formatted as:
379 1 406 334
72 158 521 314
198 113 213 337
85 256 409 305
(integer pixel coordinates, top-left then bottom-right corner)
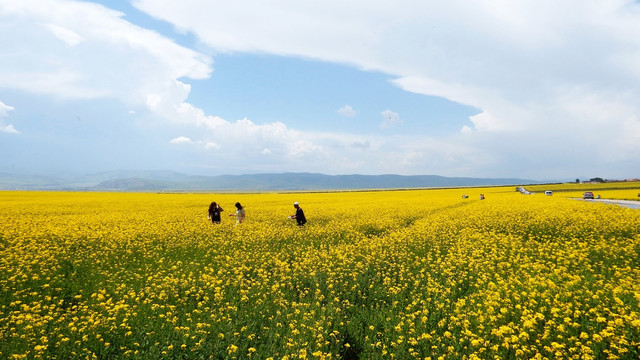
2 185 639 359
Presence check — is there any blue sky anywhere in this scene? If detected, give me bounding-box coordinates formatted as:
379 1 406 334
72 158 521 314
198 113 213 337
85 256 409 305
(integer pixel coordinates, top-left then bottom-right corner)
1 0 640 180
187 54 477 135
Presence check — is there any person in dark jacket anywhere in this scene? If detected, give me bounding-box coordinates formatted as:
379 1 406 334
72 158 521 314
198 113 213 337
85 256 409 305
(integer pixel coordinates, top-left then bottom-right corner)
290 202 306 226
208 201 224 224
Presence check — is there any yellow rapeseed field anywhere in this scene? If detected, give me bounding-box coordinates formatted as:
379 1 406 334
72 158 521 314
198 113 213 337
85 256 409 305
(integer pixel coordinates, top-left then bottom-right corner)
527 182 640 201
1 187 639 359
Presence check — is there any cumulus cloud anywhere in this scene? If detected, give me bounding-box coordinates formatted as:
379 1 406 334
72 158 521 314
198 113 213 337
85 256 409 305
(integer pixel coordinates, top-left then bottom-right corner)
132 0 640 177
169 136 194 144
0 100 14 117
0 100 18 134
204 142 220 150
0 0 211 102
1 0 453 176
337 105 356 117
3 0 640 178
379 110 402 129
0 1 328 171
0 124 18 134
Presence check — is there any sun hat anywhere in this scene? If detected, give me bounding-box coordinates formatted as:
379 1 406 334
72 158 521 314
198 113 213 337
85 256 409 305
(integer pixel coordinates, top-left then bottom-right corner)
294 202 299 205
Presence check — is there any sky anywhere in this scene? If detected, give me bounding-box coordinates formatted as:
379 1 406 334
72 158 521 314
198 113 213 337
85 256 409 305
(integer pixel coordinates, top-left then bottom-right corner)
1 0 640 180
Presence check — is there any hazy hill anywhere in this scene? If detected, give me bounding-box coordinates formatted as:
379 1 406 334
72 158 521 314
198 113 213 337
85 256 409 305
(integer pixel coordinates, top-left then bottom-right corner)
0 172 69 190
0 171 539 191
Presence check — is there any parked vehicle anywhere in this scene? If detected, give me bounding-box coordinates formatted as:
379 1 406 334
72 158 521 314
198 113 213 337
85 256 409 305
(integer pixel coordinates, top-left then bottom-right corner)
583 191 594 199
545 191 553 196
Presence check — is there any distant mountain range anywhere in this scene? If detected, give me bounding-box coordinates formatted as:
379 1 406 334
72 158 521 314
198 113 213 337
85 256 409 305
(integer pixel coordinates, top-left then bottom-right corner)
0 170 540 191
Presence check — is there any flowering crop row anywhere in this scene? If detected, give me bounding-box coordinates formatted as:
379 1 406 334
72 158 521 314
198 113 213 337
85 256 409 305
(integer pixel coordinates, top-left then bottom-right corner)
1 188 639 359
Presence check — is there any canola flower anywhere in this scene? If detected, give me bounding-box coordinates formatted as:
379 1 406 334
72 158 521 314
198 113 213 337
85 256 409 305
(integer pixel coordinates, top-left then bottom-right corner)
0 187 639 359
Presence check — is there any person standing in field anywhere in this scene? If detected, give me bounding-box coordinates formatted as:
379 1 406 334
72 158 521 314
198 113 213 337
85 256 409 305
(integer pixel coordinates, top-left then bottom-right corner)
290 202 306 226
208 201 224 224
229 202 245 225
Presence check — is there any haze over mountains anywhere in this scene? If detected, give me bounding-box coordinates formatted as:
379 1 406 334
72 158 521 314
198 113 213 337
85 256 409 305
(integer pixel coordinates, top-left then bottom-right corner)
0 170 540 191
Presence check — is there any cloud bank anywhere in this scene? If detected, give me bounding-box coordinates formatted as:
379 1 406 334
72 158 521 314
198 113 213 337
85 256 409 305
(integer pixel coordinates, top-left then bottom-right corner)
2 0 640 178
131 0 640 177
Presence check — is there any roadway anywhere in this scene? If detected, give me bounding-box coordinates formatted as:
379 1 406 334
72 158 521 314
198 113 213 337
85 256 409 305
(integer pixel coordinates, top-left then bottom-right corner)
580 199 640 209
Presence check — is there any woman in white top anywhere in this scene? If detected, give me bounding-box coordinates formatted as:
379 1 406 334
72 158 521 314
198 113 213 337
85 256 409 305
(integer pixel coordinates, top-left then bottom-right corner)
229 202 245 225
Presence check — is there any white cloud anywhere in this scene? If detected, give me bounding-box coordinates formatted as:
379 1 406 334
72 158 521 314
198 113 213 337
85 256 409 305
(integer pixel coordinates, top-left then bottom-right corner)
0 100 18 134
169 136 193 144
204 142 220 150
379 110 401 129
337 105 356 117
131 0 640 177
0 100 14 117
3 0 640 178
460 125 473 134
41 23 84 46
287 140 324 160
0 0 211 103
186 117 325 162
468 111 503 132
0 124 18 134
